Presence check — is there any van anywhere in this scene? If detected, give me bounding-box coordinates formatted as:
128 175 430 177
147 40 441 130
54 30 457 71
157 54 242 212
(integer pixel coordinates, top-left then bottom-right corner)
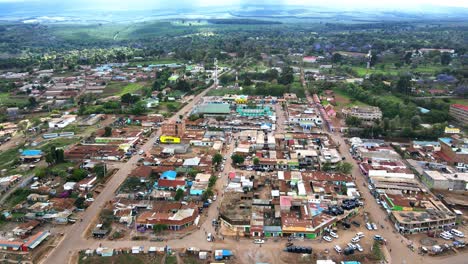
440 232 452 240
450 229 465 238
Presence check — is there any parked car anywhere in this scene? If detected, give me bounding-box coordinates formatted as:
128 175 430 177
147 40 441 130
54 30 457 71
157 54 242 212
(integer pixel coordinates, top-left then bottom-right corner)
366 223 373 230
351 236 360 243
207 233 214 242
373 235 384 241
352 220 361 227
253 239 265 244
372 223 378 230
323 236 333 242
355 243 364 252
334 245 342 253
329 231 339 238
356 232 365 238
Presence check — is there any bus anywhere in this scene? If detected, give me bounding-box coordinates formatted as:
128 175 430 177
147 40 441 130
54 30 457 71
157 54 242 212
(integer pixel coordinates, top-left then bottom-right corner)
159 135 181 144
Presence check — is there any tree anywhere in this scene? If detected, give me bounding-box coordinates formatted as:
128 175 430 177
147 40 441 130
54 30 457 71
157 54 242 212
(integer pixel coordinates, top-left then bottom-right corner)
28 97 37 108
174 188 184 201
322 162 332 172
345 116 362 127
395 75 411 95
69 168 88 182
331 53 342 64
440 52 452 66
104 126 112 137
121 93 139 104
231 154 245 165
153 224 168 233
74 197 86 209
410 115 422 130
95 164 106 180
253 157 260 166
212 153 223 166
244 77 252 86
338 162 353 174
55 149 65 163
278 67 294 85
175 79 191 92
188 114 200 121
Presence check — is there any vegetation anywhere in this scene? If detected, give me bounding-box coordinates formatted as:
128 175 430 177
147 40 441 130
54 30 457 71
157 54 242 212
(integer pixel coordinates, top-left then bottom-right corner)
231 154 245 165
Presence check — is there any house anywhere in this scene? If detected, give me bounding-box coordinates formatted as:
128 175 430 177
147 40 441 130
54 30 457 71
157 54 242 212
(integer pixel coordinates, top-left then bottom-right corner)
303 56 318 63
20 150 43 161
160 170 177 180
129 166 153 182
13 220 40 237
78 176 97 191
183 157 201 167
136 203 199 231
48 115 77 129
155 179 186 191
342 106 382 121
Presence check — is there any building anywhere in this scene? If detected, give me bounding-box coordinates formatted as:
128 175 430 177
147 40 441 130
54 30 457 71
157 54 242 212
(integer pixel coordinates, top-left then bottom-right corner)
421 170 468 191
449 104 468 126
136 203 198 231
194 103 231 117
48 115 77 129
438 137 468 166
342 106 382 121
161 121 186 138
303 56 317 63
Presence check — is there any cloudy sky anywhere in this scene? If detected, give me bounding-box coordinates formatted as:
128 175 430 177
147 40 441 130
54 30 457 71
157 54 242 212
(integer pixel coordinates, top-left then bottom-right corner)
0 0 468 11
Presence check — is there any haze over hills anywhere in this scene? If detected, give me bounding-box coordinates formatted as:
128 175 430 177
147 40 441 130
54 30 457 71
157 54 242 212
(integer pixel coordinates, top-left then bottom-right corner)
0 1 468 24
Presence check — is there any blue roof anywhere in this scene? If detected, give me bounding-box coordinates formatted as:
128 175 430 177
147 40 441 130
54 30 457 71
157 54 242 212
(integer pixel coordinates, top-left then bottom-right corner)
418 107 430 114
21 149 42 156
161 170 177 179
440 138 453 144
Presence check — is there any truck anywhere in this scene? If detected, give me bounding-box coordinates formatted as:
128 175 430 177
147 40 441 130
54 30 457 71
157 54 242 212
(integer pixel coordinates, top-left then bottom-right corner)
214 249 233 260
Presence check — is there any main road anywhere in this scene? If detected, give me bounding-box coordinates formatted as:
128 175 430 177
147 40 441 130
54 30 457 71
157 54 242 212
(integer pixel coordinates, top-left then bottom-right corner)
41 73 230 264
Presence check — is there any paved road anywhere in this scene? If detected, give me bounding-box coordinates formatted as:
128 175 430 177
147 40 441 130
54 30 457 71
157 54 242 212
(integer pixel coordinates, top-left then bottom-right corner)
40 76 227 264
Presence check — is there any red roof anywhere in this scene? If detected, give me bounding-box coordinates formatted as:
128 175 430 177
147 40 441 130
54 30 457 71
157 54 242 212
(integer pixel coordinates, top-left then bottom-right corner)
452 104 468 111
157 179 185 188
130 166 153 178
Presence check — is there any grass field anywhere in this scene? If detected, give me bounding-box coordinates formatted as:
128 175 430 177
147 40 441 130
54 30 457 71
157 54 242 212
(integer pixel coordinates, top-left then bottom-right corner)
0 93 29 108
103 82 147 97
0 145 21 170
332 88 369 110
350 64 446 77
39 137 80 151
118 83 146 96
445 98 468 106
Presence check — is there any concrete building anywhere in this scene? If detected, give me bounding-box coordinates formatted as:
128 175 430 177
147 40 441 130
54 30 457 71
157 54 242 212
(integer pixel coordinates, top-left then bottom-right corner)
421 170 468 191
449 104 468 126
439 137 468 166
342 106 382 121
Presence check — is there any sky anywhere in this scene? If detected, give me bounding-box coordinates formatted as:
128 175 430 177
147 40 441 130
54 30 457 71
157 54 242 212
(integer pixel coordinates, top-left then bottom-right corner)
1 0 468 12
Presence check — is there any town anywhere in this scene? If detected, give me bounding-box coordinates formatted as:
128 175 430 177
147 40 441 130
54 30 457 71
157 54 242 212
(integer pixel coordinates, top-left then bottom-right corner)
0 4 467 264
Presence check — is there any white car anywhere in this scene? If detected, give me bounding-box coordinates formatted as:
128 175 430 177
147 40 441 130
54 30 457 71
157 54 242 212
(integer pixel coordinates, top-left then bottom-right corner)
355 243 364 252
323 236 333 242
138 150 144 155
329 231 339 238
366 223 373 230
212 195 217 201
207 233 213 242
372 223 378 230
351 236 360 243
253 239 265 244
356 232 365 238
334 245 342 253
347 243 356 250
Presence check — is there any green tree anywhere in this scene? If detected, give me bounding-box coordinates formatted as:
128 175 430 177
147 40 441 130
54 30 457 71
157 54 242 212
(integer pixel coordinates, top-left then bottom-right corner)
331 53 343 64
94 164 106 180
338 162 353 174
440 52 452 66
69 168 88 182
410 115 422 130
74 197 86 209
345 116 362 127
104 126 112 137
322 162 332 172
55 149 65 163
231 154 245 165
253 157 260 165
174 188 184 201
188 114 200 121
212 153 223 166
153 224 168 233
